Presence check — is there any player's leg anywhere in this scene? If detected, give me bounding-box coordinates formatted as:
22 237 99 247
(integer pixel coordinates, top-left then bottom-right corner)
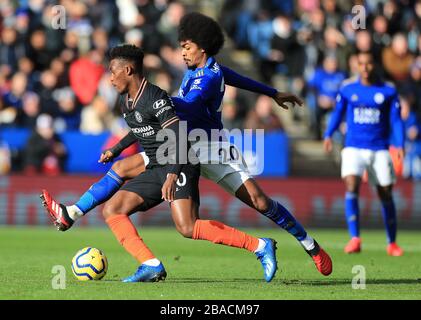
40 153 147 231
341 147 365 253
343 175 362 253
233 177 332 276
169 198 278 282
371 150 403 256
167 164 277 282
103 170 167 282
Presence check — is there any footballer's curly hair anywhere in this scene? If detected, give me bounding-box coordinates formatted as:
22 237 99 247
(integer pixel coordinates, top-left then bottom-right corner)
109 44 144 74
178 12 225 57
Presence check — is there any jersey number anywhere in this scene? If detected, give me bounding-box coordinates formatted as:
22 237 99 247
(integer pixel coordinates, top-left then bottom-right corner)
218 145 239 162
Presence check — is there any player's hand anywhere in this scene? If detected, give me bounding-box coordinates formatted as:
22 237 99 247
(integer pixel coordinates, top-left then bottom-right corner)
273 92 304 110
162 173 178 202
323 137 333 153
397 147 405 160
98 150 115 163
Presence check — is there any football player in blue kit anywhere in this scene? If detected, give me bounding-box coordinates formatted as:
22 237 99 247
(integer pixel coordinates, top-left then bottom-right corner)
41 13 332 276
323 50 405 256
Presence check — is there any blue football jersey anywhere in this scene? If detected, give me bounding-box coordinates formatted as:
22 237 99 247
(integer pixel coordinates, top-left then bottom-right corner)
324 77 404 150
171 57 225 135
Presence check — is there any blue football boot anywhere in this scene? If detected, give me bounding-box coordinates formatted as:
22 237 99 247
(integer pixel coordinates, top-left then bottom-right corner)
122 262 167 283
255 238 278 282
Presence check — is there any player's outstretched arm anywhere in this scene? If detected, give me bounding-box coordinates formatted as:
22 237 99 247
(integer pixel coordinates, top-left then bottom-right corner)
220 65 303 109
98 131 138 163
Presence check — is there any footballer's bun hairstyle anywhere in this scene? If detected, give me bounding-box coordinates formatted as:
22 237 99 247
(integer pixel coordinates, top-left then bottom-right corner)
178 12 225 57
109 44 144 74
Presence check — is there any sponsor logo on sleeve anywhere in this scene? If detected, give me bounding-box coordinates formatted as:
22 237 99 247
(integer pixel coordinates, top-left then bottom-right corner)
153 99 167 109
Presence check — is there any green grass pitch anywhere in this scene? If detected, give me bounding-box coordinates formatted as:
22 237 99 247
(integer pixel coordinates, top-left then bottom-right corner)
1 226 420 300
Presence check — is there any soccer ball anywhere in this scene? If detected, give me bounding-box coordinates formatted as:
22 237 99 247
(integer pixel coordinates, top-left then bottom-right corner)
71 247 108 281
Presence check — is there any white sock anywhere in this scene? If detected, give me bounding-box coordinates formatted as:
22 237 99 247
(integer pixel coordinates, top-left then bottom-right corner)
143 258 161 267
300 235 315 251
67 205 84 222
254 239 266 253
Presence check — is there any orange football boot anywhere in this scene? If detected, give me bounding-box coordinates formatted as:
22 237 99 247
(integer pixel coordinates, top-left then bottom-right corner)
344 237 361 254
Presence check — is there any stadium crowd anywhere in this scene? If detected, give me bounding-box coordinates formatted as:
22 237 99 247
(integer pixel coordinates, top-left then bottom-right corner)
0 0 420 179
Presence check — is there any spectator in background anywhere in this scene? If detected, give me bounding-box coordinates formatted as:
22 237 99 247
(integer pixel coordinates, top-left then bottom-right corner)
27 28 54 72
157 1 185 49
319 26 350 72
50 57 69 89
97 72 118 111
0 67 10 97
244 95 283 131
0 137 11 175
370 15 392 57
17 56 37 91
23 113 67 175
39 4 66 58
307 54 346 140
347 53 359 77
221 86 246 130
85 0 118 34
247 10 275 82
382 33 415 82
371 15 391 51
66 0 94 54
16 91 40 128
159 44 185 87
222 100 243 131
53 87 81 132
2 71 27 110
0 26 26 73
321 0 342 28
80 95 114 134
36 69 59 116
400 57 421 117
270 15 306 81
153 69 173 94
69 49 105 105
382 0 402 36
91 28 109 56
354 30 373 57
400 96 421 180
0 96 17 126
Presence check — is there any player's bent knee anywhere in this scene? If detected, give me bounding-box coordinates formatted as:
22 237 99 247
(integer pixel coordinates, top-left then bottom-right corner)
102 201 127 219
344 182 359 194
176 224 194 238
111 160 126 178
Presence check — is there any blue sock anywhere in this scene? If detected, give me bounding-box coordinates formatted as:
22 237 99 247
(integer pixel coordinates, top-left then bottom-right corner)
75 169 123 214
345 192 360 238
380 199 397 244
263 200 307 241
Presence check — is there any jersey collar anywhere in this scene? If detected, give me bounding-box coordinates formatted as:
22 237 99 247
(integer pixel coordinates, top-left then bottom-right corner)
126 77 147 109
188 56 215 78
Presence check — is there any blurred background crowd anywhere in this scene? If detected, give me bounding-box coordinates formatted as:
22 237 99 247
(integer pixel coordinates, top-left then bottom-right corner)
0 0 420 180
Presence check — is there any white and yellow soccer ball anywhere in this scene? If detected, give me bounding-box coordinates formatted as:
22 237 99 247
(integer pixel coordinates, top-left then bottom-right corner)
71 247 108 281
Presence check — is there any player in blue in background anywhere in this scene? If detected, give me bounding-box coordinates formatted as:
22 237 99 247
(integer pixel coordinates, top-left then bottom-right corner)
42 12 332 277
323 50 405 256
